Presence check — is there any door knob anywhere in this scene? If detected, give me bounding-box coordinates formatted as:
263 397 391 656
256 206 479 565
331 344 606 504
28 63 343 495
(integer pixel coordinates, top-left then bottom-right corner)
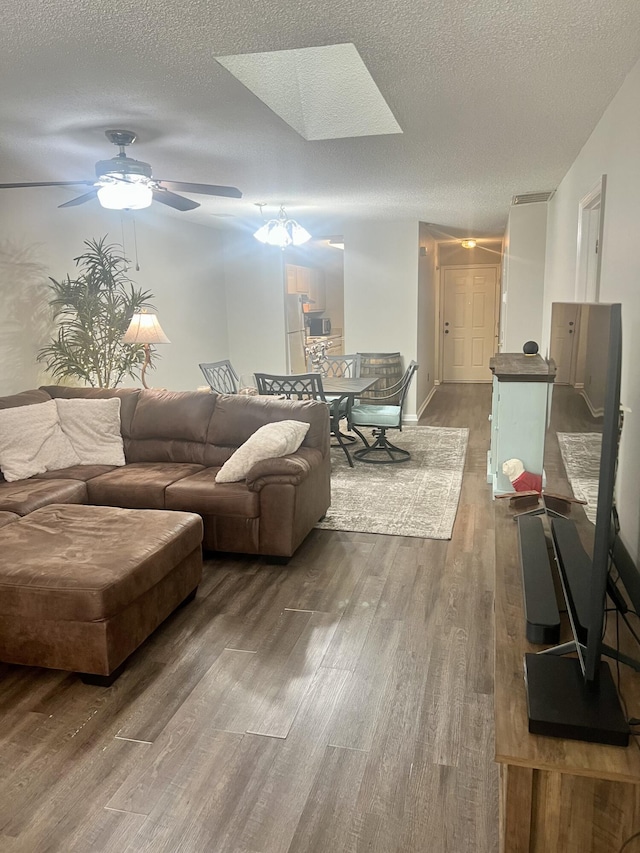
445 321 450 326
445 330 449 334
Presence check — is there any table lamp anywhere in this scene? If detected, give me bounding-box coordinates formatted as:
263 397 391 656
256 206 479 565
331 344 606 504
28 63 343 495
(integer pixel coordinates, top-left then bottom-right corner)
122 310 170 389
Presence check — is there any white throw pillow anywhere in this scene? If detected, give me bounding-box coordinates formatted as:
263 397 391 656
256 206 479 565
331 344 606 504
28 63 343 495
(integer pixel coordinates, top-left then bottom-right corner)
215 419 310 483
0 400 81 481
55 398 126 466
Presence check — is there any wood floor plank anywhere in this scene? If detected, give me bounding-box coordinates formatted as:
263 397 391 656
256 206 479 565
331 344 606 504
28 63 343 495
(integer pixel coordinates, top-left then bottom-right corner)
208 608 315 734
355 648 426 820
284 539 374 614
374 541 421 622
328 619 403 751
321 574 387 671
3 737 150 849
114 613 244 742
247 610 341 738
231 665 352 853
107 648 255 815
286 745 369 853
123 730 277 853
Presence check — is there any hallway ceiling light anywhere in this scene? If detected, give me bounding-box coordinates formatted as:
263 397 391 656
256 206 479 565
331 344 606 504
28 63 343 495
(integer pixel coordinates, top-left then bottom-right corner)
461 239 477 249
253 206 312 249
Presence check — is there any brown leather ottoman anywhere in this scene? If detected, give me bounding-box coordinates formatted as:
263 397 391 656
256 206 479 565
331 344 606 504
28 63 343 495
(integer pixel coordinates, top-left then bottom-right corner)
0 504 203 684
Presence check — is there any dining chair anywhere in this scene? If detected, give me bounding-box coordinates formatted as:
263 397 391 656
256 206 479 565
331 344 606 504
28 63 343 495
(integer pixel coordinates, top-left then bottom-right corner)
254 372 355 467
307 353 362 380
308 354 362 444
348 361 419 463
199 359 239 394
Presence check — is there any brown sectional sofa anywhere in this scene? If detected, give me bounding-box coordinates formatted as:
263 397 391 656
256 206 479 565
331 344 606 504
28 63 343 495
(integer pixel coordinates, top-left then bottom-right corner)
0 385 331 682
0 385 331 557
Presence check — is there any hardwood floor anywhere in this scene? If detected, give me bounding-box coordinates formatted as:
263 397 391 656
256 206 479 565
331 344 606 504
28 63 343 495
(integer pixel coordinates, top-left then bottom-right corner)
0 383 498 852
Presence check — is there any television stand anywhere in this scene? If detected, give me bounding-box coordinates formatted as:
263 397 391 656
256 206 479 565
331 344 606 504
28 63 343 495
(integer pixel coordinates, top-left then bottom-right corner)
494 501 640 852
524 653 629 746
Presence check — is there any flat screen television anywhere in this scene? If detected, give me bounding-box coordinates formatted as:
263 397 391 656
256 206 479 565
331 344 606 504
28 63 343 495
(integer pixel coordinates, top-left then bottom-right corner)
525 302 632 746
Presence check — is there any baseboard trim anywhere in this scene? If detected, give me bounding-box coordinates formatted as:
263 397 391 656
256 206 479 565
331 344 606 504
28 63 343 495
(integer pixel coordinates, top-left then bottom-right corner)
579 389 604 418
416 385 437 419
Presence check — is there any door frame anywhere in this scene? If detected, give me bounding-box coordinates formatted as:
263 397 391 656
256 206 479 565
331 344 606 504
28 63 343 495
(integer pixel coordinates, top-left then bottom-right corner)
575 174 606 302
436 263 501 383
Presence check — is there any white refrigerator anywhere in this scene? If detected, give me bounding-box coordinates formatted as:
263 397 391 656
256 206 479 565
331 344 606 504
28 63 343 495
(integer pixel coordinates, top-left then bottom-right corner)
285 294 307 374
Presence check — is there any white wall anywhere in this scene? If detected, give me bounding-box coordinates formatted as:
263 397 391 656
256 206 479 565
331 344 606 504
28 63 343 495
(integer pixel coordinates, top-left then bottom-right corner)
343 220 419 417
417 224 437 413
543 56 640 560
223 229 287 379
0 189 227 393
502 203 548 352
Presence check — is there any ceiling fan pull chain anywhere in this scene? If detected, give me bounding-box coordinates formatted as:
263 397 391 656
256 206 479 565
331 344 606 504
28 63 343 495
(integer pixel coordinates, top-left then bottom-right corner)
133 218 140 271
120 214 129 272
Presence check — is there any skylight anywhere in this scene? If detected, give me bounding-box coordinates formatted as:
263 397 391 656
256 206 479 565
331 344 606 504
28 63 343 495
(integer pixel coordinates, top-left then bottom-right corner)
216 43 403 141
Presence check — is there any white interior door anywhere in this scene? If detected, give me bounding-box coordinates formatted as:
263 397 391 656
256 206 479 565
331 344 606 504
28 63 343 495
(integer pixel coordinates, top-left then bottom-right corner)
442 267 498 382
549 302 579 384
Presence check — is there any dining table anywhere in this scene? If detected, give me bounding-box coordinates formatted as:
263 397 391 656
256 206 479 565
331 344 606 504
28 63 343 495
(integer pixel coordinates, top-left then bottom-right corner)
321 375 379 465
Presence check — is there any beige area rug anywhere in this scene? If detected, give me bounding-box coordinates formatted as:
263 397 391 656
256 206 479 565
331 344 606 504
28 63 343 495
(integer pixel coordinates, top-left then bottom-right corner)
557 432 602 524
316 425 469 539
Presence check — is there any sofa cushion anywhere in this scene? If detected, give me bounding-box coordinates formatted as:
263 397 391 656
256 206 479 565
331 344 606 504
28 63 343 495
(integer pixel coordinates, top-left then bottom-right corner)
55 397 125 465
40 387 141 439
0 504 203 622
215 419 310 483
0 400 81 481
0 389 52 410
0 479 87 516
0 511 19 530
205 395 329 457
87 462 205 509
125 391 218 464
35 464 119 482
165 468 260 518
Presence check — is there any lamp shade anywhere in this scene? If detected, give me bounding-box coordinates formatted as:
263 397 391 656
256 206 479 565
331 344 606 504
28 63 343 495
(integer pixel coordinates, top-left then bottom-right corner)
122 312 170 345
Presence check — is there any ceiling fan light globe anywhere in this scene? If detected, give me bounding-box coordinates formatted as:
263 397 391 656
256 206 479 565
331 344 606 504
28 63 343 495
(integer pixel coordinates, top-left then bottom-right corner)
290 221 312 246
266 221 292 247
253 222 273 244
97 182 153 210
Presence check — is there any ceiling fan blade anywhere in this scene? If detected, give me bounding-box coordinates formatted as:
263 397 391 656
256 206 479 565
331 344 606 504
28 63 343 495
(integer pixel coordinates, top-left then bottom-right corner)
156 181 242 199
0 180 94 189
58 189 99 208
152 189 200 211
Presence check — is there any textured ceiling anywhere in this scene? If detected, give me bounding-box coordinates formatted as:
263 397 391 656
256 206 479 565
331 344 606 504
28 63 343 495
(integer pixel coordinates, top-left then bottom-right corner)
1 0 639 237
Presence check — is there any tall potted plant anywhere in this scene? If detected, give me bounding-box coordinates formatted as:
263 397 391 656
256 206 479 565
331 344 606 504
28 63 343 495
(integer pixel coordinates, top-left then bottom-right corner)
38 237 155 388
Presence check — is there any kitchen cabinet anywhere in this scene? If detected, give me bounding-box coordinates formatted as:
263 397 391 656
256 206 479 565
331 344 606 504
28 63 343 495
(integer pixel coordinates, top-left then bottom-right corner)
286 264 326 312
306 270 325 312
286 264 311 295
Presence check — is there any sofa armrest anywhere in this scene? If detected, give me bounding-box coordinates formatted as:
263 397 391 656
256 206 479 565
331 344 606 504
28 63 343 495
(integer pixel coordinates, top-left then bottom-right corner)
245 447 323 492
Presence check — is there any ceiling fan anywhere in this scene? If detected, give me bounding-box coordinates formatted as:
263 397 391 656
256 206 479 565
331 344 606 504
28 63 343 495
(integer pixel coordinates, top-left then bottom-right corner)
0 129 242 211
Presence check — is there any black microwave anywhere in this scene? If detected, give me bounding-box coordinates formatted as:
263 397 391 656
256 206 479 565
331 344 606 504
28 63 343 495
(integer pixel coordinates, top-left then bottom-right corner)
308 317 331 335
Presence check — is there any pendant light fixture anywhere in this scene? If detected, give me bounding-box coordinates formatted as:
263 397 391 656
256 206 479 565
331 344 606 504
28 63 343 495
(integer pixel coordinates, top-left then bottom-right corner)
253 205 312 249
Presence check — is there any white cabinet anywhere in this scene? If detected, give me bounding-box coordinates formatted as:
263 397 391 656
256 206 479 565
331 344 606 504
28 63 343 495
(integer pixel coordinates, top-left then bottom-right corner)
285 264 310 295
306 270 325 312
488 354 555 496
286 264 326 312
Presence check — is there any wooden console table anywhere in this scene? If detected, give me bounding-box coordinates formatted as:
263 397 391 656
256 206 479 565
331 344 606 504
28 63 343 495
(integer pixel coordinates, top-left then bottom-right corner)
494 502 640 852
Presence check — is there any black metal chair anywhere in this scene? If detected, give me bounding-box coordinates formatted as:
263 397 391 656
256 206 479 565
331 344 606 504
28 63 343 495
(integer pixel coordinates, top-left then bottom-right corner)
307 353 362 380
348 361 419 463
308 354 362 445
254 372 355 467
199 360 239 394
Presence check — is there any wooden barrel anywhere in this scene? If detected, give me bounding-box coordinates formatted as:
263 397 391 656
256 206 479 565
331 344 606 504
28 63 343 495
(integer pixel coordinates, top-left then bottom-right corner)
358 352 404 404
